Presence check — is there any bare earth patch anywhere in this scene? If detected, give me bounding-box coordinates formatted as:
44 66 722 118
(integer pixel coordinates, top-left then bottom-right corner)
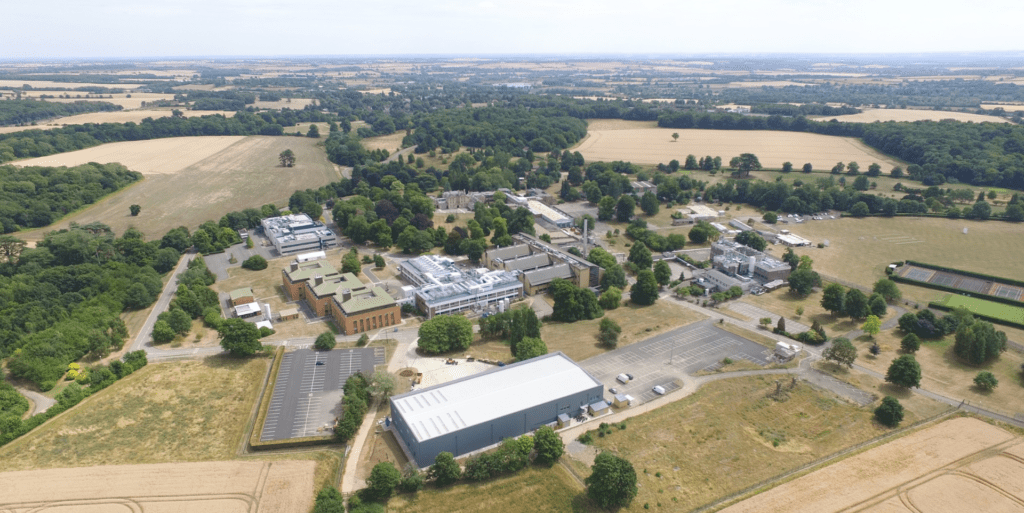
0 460 314 513
722 417 1021 513
574 127 902 170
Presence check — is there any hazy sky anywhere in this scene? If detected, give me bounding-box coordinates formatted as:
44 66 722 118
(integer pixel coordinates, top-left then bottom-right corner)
5 0 1023 59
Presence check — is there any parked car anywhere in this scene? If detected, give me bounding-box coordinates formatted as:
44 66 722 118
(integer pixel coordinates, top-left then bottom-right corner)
652 385 666 395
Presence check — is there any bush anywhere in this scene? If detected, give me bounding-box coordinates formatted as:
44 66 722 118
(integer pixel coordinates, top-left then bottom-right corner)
312 486 345 513
357 333 369 346
365 462 402 501
973 371 998 390
900 333 920 353
314 331 336 351
874 396 904 427
399 467 425 494
241 255 268 270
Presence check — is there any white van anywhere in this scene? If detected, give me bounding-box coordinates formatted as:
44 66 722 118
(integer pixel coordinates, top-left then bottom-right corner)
616 373 631 384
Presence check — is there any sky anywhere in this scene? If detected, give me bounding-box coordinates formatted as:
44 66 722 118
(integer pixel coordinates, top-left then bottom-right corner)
4 0 1024 59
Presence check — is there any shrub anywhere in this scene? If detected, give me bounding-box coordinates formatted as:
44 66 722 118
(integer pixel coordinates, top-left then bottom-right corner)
973 371 998 390
314 331 336 351
874 396 904 427
241 255 268 270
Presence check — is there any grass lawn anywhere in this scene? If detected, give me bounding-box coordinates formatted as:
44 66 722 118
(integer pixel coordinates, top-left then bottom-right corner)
846 327 1024 419
739 287 890 339
581 375 921 512
777 216 1024 293
933 294 1024 326
386 465 593 513
0 357 269 472
540 300 707 361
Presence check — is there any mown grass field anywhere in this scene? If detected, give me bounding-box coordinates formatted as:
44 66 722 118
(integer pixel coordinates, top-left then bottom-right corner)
933 294 1024 326
17 135 342 240
582 375 919 512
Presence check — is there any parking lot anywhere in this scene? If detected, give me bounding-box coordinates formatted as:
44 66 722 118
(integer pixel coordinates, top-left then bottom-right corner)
581 320 772 404
260 347 385 442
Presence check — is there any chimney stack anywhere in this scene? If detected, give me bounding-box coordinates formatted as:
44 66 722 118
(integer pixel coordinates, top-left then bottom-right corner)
290 262 299 272
342 289 352 301
314 275 324 286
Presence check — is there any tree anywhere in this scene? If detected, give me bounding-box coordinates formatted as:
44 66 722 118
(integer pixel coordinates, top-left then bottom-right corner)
427 452 461 487
684 154 698 169
971 201 992 220
735 153 762 178
241 255 267 270
776 316 786 333
598 287 622 310
762 211 778 224
551 278 603 322
307 124 320 138
491 217 513 247
862 315 881 338
973 371 998 391
314 331 335 351
168 308 192 335
515 337 548 361
124 282 156 310
129 204 141 216
781 247 800 270
900 333 920 353
373 254 385 268
628 242 653 270
885 355 922 388
600 264 626 290
639 192 659 217
831 162 846 174
597 195 616 221
615 195 636 222
823 337 857 368
820 283 847 316
152 320 175 344
868 293 887 317
653 260 672 287
417 315 473 354
279 149 296 167
533 425 564 466
366 462 401 501
598 317 621 348
802 163 813 173
688 221 718 244
781 161 793 173
341 249 361 275
585 452 638 510
849 201 870 217
313 486 345 513
735 230 767 251
218 318 262 356
954 320 1007 365
788 268 821 297
630 270 659 306
874 396 904 427
368 370 396 399
844 288 870 319
671 132 679 142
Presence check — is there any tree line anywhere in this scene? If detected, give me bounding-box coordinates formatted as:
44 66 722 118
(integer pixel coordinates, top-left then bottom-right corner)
0 99 123 126
0 162 141 233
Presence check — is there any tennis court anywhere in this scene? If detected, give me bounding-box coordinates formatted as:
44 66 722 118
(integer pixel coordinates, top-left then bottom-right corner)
899 264 1024 299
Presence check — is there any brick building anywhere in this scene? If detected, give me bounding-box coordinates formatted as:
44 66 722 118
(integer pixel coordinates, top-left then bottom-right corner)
281 256 399 334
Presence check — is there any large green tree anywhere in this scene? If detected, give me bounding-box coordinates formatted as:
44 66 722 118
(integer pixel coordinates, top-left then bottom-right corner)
585 452 638 510
533 425 564 466
514 337 548 361
630 270 660 306
628 242 653 270
597 195 616 221
417 315 473 354
427 452 461 487
218 318 262 356
874 396 904 427
639 192 659 216
365 461 401 501
734 152 762 178
823 337 857 368
885 355 922 388
954 320 1007 365
653 260 672 286
820 283 846 316
787 268 821 297
615 195 636 222
844 288 870 319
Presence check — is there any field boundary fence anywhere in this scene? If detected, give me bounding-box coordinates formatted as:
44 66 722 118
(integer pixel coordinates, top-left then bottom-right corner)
689 408 956 513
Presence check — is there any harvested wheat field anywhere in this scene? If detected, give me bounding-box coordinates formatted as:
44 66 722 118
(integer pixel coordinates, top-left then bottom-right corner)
15 136 342 239
0 460 314 513
16 92 177 109
362 131 407 152
815 108 1009 124
34 109 238 127
574 124 902 170
722 417 1023 513
16 136 246 173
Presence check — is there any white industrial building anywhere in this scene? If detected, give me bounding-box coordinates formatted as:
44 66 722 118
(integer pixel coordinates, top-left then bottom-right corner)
261 214 337 254
710 239 792 286
398 255 523 318
390 352 604 467
526 200 573 228
777 232 812 247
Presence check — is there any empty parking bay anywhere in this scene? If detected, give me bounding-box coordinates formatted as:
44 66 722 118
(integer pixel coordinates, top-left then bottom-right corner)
260 347 385 442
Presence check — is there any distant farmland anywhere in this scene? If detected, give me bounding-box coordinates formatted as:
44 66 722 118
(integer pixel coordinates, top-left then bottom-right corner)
813 108 1009 124
574 120 903 169
15 136 342 239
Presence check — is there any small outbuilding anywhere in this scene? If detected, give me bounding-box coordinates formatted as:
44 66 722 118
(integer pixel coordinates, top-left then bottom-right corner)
612 394 632 408
234 302 261 319
229 287 255 307
556 413 571 429
279 308 300 321
588 400 610 416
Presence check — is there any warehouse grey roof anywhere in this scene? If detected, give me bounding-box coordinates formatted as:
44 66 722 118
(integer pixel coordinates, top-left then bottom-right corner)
501 253 550 272
523 264 572 287
390 352 602 443
488 244 531 261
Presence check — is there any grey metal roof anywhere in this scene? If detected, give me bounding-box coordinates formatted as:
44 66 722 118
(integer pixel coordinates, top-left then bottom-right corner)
487 244 531 261
523 264 572 287
390 352 602 443
502 253 550 272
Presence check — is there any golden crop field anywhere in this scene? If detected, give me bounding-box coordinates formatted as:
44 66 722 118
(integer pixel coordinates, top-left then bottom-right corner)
815 108 1009 123
18 109 239 129
14 91 178 109
574 121 903 169
722 418 1022 513
15 135 342 239
0 461 315 513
